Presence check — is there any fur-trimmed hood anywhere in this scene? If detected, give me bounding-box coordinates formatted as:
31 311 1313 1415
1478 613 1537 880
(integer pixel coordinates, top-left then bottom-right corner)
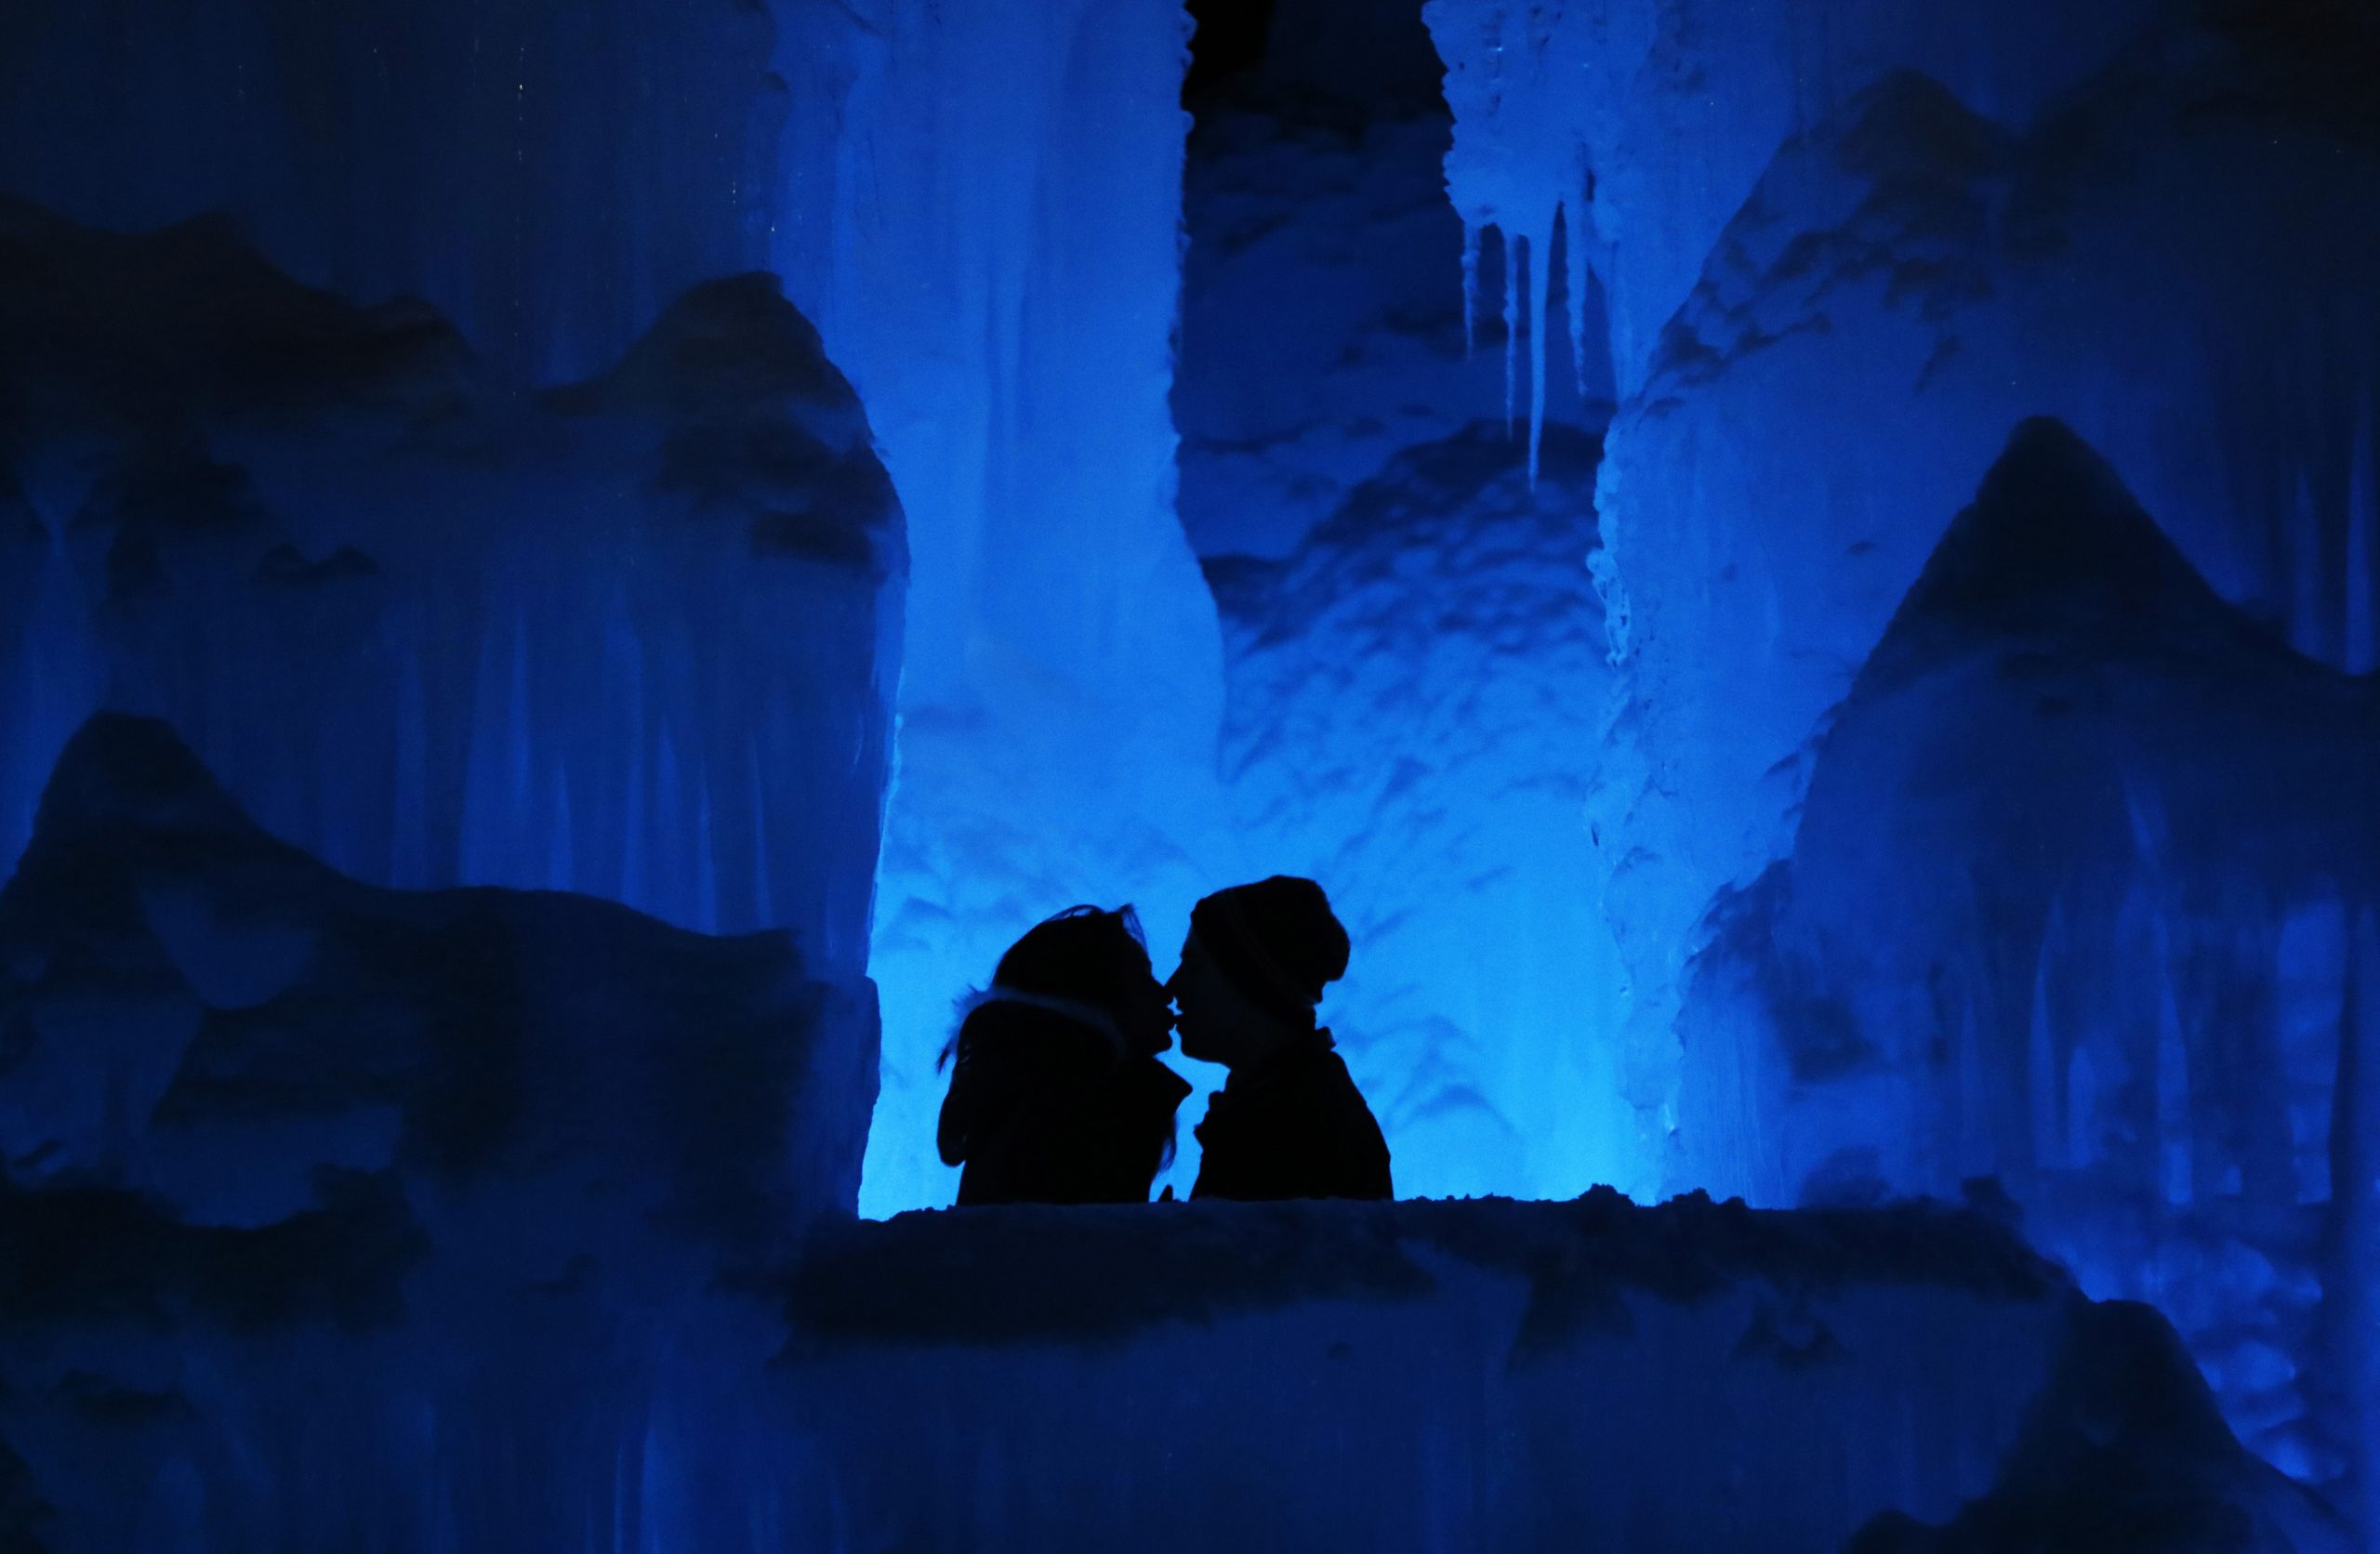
950 985 1129 1056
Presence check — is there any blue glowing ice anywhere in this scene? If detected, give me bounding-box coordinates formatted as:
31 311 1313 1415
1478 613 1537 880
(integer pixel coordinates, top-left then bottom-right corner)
773 0 1233 1214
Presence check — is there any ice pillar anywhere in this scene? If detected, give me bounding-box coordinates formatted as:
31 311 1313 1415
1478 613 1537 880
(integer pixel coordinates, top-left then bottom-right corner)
773 0 1229 1214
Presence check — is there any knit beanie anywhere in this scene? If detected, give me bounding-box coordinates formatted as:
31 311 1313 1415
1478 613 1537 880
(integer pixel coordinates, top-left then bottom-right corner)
1188 876 1350 1022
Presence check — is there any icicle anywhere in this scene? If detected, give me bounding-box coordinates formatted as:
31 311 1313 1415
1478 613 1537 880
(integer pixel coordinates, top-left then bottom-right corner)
2028 902 2061 1174
1527 217 1551 486
693 751 720 935
748 736 774 929
391 638 430 889
506 606 534 819
1565 195 1593 398
2291 468 2324 662
2153 907 2194 1207
547 766 575 893
1501 228 1520 436
2341 910 2380 1538
1461 220 1481 359
655 722 684 917
2066 1047 2099 1171
2347 389 2376 674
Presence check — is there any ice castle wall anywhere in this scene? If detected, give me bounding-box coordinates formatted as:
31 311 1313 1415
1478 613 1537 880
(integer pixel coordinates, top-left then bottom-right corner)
1421 0 2162 399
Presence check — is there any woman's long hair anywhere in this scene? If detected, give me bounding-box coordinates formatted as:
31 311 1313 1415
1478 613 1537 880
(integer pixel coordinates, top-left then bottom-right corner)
939 904 1154 1073
938 904 1177 1173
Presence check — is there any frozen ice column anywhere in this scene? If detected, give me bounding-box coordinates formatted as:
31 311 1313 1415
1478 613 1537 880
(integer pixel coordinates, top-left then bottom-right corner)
773 0 1229 1214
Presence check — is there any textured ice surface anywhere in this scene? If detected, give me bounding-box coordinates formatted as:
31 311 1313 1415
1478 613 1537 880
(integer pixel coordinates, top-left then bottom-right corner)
790 1189 2342 1553
0 714 876 1552
1681 419 2380 1498
1212 423 1636 1200
0 203 903 975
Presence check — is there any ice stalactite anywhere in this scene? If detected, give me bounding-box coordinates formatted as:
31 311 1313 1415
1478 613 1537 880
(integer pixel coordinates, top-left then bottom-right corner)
771 0 1229 1212
1501 231 1520 435
1461 221 1480 357
1421 0 2159 395
2345 400 2378 675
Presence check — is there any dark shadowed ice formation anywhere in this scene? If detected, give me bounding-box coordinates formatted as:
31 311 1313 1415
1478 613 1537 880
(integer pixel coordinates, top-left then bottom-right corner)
1684 418 2380 1495
0 713 876 1551
0 202 903 969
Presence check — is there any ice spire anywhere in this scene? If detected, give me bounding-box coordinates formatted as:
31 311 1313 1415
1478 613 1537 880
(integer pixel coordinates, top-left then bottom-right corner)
1501 230 1520 434
1461 220 1480 358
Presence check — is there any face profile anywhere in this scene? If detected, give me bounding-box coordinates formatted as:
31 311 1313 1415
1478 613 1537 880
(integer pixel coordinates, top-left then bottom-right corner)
1165 932 1249 1066
1125 965 1178 1058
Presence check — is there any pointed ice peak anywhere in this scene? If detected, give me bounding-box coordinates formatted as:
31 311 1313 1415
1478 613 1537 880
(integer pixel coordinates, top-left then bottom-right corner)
1830 69 2007 186
20 713 262 856
548 272 853 423
0 198 472 415
1889 417 2245 649
0 463 43 551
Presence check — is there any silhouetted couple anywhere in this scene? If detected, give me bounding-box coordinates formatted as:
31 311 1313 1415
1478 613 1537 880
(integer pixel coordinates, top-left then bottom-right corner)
935 876 1394 1205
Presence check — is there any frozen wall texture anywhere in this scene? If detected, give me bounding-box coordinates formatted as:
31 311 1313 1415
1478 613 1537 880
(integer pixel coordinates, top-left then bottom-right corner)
0 204 903 980
0 715 877 1552
789 1192 2345 1552
1683 419 2380 1502
773 0 1231 1212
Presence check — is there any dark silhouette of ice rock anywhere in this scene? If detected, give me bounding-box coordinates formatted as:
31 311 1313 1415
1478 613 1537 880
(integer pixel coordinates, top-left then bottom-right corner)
0 204 903 969
0 714 875 1551
1683 418 2380 1495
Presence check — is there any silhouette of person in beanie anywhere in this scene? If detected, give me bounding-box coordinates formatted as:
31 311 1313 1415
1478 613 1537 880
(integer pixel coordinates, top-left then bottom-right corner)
1168 876 1393 1201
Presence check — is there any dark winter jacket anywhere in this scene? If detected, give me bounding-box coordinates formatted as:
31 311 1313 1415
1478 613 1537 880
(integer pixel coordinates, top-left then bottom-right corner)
937 994 1192 1206
1190 1029 1394 1202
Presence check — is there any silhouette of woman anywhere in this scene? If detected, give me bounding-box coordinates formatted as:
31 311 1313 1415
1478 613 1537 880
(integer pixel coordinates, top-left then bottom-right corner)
936 905 1192 1205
